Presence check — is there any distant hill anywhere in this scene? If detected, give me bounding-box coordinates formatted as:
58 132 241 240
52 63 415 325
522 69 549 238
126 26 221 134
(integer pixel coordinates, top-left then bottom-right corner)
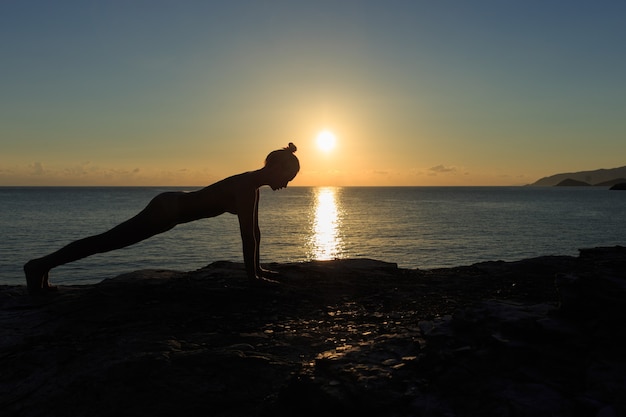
531 166 626 186
555 179 591 187
595 178 626 187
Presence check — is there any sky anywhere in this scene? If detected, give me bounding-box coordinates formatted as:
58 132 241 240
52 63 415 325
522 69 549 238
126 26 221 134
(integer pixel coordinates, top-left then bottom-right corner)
1 0 625 186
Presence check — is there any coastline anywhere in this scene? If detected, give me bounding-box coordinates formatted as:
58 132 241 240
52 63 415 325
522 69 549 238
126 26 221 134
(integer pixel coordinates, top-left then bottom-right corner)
1 247 625 416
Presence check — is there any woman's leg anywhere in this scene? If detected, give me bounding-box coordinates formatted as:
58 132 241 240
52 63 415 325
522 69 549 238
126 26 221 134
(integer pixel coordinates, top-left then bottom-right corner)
24 192 181 294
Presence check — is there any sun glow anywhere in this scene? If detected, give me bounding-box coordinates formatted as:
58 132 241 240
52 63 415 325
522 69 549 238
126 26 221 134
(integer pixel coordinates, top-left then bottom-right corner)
316 130 337 152
308 187 344 260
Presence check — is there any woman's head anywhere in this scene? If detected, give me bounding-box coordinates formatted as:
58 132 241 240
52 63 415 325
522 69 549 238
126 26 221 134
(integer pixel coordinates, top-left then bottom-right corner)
265 143 300 184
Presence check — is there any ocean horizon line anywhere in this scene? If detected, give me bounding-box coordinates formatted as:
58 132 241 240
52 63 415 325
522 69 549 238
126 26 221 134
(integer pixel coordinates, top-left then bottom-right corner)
1 184 540 189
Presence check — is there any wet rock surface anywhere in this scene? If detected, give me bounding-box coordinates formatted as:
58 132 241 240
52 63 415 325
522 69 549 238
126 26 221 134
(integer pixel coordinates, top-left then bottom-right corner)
1 247 625 416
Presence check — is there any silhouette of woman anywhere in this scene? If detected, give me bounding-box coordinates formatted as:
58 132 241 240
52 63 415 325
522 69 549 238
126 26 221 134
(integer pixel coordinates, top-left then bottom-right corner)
24 143 300 294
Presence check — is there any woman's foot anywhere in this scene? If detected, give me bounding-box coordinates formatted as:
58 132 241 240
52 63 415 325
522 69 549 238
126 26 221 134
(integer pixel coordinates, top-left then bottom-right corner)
250 275 280 286
24 260 56 295
257 268 280 278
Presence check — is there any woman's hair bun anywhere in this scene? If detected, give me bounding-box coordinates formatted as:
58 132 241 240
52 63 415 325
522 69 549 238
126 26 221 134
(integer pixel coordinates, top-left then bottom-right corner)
286 142 297 153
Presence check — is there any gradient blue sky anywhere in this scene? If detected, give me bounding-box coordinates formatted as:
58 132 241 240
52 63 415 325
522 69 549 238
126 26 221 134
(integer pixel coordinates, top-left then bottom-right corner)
1 0 625 186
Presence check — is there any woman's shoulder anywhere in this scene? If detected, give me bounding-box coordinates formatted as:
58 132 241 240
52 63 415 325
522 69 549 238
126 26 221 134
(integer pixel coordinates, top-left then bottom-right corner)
197 171 257 195
219 171 256 186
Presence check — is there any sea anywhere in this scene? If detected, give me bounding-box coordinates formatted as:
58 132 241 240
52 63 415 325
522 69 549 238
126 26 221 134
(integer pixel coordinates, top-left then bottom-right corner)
1 186 625 286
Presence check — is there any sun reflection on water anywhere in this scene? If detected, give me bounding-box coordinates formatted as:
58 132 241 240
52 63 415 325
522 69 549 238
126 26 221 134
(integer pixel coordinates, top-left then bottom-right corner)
308 187 344 260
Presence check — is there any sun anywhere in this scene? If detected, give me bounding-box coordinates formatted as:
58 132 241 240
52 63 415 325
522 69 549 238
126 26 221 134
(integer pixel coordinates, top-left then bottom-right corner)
316 130 337 152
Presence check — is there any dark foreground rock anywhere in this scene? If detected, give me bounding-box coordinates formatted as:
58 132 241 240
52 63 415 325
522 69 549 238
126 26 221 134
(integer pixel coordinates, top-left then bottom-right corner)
1 247 625 417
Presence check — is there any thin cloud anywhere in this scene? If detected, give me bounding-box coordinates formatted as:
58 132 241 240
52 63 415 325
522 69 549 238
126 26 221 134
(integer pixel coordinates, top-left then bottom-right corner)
429 165 457 175
29 162 45 176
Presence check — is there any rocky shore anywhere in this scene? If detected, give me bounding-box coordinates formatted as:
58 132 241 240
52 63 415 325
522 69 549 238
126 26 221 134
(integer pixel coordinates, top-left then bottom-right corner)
1 246 625 417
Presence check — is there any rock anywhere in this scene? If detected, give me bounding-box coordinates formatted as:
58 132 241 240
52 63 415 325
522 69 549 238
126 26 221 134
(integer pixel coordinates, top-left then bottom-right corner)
609 182 626 190
1 247 626 416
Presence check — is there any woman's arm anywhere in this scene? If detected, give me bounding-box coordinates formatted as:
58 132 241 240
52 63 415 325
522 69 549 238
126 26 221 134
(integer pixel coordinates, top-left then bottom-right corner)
253 189 262 275
237 190 259 280
252 189 280 279
235 184 278 282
